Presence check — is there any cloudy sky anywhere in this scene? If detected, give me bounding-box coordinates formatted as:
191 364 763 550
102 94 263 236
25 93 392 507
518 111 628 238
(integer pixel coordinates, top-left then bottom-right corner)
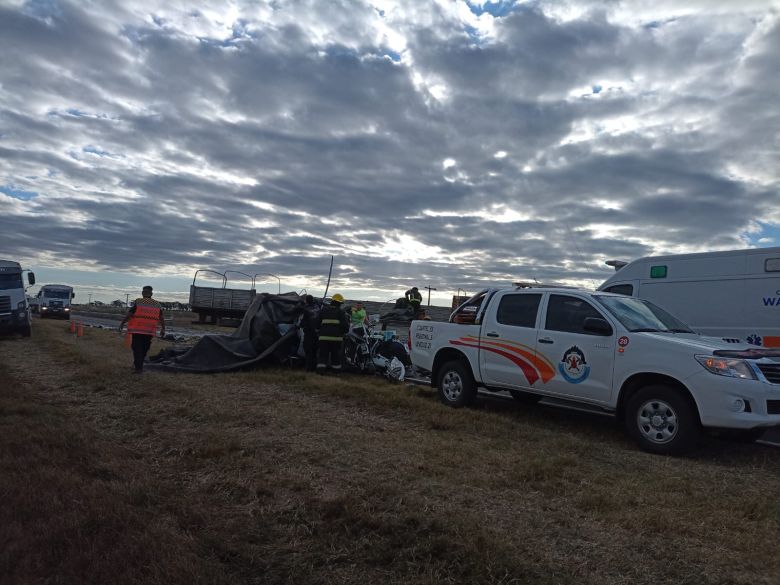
1 0 779 304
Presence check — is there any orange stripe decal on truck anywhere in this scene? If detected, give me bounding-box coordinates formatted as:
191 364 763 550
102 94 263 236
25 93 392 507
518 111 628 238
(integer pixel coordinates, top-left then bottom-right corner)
763 336 780 348
449 336 556 385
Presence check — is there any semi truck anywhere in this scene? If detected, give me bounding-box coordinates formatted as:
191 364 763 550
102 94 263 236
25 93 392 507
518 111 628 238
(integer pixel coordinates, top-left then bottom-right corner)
598 247 780 347
410 286 780 455
0 259 35 337
38 284 75 319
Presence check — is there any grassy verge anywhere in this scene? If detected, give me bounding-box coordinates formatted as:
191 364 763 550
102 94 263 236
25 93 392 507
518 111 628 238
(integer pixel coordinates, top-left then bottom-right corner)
1 320 778 584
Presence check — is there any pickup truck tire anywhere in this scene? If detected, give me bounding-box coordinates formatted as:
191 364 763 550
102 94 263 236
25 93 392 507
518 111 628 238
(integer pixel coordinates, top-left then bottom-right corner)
438 360 477 407
626 385 699 455
21 323 32 337
509 390 541 404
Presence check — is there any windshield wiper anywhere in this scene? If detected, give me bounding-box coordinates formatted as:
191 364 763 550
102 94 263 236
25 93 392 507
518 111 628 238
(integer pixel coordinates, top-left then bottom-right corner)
628 328 664 332
668 328 695 334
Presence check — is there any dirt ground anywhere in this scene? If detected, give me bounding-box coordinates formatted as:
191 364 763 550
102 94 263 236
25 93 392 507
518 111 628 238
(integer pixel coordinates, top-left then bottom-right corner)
1 319 779 585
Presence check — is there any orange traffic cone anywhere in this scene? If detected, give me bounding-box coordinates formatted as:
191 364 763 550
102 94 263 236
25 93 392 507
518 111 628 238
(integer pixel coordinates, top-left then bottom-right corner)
69 320 76 333
77 322 84 337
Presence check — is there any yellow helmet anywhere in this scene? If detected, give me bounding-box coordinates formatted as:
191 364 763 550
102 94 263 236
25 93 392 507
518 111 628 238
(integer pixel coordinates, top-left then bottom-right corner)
331 293 344 303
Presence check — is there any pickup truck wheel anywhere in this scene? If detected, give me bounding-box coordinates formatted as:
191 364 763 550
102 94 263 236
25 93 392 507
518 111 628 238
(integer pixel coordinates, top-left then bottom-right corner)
21 323 32 337
509 390 541 404
626 385 699 455
438 360 476 407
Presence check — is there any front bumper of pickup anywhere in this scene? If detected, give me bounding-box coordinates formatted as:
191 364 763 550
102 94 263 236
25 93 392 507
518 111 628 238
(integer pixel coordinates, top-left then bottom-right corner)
687 369 780 430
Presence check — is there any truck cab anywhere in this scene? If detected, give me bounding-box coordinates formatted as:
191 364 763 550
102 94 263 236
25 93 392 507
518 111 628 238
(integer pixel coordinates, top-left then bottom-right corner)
38 284 75 319
0 260 35 337
411 286 780 455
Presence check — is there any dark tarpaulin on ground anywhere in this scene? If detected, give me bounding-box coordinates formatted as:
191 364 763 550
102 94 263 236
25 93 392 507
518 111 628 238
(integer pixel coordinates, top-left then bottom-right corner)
147 292 304 373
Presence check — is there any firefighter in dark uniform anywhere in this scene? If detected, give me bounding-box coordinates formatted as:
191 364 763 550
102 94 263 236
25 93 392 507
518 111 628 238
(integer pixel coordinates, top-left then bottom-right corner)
119 286 165 373
405 286 423 316
300 294 320 372
316 293 349 374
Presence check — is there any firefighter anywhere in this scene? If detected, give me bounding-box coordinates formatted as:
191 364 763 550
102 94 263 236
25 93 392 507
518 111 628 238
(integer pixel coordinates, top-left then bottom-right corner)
405 286 423 315
316 293 349 374
119 286 165 373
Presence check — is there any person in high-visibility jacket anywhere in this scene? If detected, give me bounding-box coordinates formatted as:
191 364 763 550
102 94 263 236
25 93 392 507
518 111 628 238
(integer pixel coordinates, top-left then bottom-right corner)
316 293 349 374
405 287 423 315
119 286 165 373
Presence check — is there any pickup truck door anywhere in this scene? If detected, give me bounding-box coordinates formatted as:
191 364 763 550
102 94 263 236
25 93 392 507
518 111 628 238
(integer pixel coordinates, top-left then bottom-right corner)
535 293 616 404
479 292 555 389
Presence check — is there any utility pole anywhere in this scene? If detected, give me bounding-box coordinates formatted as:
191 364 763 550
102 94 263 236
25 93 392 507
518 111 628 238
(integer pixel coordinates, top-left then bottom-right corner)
424 285 437 307
125 293 130 308
88 293 92 306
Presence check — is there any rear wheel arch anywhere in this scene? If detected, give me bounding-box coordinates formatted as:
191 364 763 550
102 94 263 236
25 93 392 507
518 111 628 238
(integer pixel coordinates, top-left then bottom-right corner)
617 373 701 425
431 348 473 387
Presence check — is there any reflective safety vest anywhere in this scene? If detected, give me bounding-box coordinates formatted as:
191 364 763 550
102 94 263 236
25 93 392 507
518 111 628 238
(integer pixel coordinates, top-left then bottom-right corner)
127 301 162 336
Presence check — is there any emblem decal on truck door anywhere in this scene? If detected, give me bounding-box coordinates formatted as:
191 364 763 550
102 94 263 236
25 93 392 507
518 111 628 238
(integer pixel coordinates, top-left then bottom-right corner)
558 346 590 384
449 336 555 385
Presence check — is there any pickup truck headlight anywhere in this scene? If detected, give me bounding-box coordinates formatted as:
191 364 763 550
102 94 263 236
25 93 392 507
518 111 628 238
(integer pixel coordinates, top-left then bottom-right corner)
695 355 756 380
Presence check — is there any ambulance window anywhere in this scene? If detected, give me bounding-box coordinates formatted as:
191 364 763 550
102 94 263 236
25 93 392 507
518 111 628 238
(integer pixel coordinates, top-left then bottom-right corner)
766 258 780 272
604 284 633 296
545 295 604 335
497 294 541 328
650 265 667 278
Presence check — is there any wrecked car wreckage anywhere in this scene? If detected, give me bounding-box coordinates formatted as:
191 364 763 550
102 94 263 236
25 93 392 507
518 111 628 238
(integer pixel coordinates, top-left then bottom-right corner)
147 292 410 380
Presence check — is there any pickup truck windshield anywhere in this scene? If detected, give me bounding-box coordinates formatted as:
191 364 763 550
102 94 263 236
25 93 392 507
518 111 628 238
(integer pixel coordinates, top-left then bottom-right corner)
0 273 23 290
595 295 695 334
43 290 71 299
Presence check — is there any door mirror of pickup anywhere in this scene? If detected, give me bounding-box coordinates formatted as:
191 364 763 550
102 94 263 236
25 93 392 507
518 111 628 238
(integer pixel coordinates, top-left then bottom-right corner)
27 272 35 285
583 317 612 336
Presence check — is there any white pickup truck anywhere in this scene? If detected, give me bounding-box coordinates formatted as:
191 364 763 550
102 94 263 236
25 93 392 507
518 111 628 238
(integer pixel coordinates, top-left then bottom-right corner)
410 287 780 455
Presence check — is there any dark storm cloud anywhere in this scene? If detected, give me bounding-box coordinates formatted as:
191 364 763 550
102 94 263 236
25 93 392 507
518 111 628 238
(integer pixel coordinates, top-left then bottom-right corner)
0 0 778 296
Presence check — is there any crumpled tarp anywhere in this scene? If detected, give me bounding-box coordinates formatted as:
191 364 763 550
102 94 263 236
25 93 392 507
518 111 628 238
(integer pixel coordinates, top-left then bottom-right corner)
147 292 304 373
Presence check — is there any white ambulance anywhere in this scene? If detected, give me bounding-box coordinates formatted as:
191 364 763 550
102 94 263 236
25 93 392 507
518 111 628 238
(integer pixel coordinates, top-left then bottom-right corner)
598 247 780 347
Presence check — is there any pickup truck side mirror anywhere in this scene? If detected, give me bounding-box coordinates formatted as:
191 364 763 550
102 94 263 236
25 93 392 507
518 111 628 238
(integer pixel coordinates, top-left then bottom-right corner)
583 317 612 336
28 272 35 285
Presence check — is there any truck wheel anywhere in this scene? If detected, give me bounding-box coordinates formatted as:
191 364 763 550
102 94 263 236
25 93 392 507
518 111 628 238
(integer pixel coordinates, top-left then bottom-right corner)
437 360 476 407
626 385 699 455
21 323 32 337
509 389 541 404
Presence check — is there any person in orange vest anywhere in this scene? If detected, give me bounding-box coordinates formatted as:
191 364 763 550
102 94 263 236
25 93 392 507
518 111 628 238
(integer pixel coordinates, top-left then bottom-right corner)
119 286 165 373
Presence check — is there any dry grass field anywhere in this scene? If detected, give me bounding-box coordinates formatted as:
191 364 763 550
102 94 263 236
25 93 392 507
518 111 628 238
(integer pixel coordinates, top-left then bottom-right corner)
1 319 779 585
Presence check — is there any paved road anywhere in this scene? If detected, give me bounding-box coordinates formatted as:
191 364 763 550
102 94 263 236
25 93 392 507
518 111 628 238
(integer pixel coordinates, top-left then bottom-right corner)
68 312 212 339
